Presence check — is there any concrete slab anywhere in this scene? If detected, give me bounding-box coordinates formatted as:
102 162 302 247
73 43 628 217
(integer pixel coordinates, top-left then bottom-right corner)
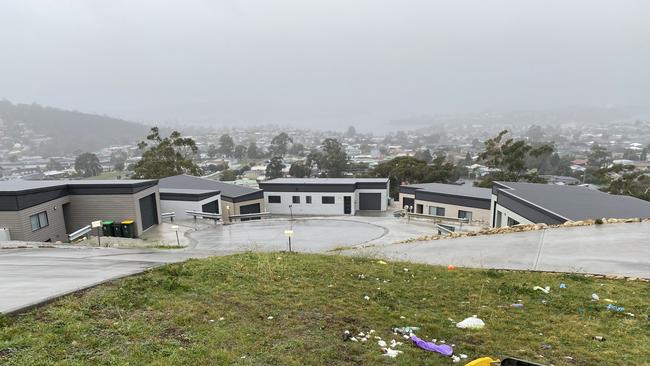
348 221 650 278
0 247 201 314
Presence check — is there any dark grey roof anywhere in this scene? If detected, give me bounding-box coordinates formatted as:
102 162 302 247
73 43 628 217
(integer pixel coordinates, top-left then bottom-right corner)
495 181 650 220
403 182 491 200
0 179 156 194
158 175 260 200
263 178 388 184
159 188 220 195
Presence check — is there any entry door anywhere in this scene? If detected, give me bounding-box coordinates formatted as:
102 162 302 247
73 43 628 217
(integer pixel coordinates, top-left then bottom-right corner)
343 196 352 214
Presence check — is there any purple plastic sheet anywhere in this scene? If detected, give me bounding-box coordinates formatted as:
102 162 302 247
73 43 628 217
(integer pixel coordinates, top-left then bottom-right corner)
411 335 453 356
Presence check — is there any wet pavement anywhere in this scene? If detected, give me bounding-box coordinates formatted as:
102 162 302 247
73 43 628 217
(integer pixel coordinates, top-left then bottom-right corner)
2 215 649 314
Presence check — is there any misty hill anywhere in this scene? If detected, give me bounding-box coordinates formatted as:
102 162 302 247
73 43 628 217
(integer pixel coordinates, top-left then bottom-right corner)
0 100 151 155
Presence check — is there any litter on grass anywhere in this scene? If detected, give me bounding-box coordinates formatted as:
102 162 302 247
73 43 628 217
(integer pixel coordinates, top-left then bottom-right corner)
377 260 387 265
591 293 600 301
606 304 625 312
559 283 567 289
410 335 453 356
381 348 403 358
533 286 550 294
456 316 485 329
392 326 420 335
510 303 524 308
464 357 500 366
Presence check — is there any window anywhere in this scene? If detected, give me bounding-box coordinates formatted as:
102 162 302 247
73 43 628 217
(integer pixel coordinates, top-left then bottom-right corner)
429 206 445 216
268 195 281 203
306 196 312 204
458 210 472 221
322 196 335 204
292 196 300 204
30 211 49 231
507 217 519 226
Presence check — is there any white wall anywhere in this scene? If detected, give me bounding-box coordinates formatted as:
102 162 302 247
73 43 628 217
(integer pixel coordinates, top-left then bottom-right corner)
491 199 534 227
160 194 221 220
264 192 351 215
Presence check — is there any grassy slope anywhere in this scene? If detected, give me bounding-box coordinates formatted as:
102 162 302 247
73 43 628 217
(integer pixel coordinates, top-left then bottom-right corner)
1 253 649 365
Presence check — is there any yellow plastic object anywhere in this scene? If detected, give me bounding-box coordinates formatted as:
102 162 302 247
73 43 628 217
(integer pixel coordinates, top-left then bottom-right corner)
121 220 134 224
465 357 500 366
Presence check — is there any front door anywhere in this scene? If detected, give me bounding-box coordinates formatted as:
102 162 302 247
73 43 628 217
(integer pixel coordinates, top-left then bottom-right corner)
343 196 351 214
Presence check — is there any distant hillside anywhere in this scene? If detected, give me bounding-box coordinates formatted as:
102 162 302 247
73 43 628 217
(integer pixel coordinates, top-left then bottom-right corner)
0 100 151 155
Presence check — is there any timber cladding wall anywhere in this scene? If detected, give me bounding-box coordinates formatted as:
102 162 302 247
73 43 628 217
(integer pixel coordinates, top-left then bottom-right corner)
0 196 70 242
66 186 161 236
221 197 265 222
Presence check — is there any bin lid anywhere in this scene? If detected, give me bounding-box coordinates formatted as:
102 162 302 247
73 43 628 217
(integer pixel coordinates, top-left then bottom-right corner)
102 220 113 225
121 220 134 224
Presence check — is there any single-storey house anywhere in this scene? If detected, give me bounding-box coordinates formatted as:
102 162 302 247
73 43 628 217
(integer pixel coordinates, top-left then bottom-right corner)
258 178 389 216
399 182 491 224
158 175 264 222
0 179 160 242
491 181 650 227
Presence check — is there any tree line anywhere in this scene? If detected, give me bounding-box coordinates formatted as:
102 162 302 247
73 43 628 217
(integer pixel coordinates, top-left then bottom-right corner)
72 127 650 203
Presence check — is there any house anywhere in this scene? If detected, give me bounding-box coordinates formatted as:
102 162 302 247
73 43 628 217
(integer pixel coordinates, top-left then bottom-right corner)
491 181 650 227
258 178 389 216
399 182 491 224
0 179 160 242
158 175 264 222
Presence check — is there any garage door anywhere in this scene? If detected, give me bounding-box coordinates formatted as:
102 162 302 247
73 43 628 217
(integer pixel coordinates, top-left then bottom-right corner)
139 193 158 231
359 193 382 210
239 203 261 221
402 197 414 211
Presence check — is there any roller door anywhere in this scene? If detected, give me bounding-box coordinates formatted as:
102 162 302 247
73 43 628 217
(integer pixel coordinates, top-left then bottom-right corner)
359 192 381 210
139 193 158 231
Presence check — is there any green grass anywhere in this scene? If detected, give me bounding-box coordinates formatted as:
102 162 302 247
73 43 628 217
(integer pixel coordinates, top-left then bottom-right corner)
1 253 649 365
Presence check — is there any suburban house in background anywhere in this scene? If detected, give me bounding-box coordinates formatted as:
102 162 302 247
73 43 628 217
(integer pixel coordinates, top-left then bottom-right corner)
0 180 160 242
491 181 650 227
259 178 389 216
398 182 491 224
158 175 264 222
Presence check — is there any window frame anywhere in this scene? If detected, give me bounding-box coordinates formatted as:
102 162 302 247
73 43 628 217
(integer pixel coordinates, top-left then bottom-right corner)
458 210 472 221
322 196 335 204
30 211 49 232
292 196 300 204
268 195 281 204
306 196 312 204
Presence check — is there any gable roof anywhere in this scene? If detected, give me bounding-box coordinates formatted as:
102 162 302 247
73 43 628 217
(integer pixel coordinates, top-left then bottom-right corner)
494 181 650 221
158 174 262 201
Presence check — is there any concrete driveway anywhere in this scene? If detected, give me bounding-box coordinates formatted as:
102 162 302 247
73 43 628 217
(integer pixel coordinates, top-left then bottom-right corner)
1 216 649 314
0 246 213 314
349 221 650 279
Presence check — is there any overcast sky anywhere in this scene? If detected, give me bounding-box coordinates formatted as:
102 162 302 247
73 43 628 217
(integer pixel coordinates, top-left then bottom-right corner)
1 0 649 130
